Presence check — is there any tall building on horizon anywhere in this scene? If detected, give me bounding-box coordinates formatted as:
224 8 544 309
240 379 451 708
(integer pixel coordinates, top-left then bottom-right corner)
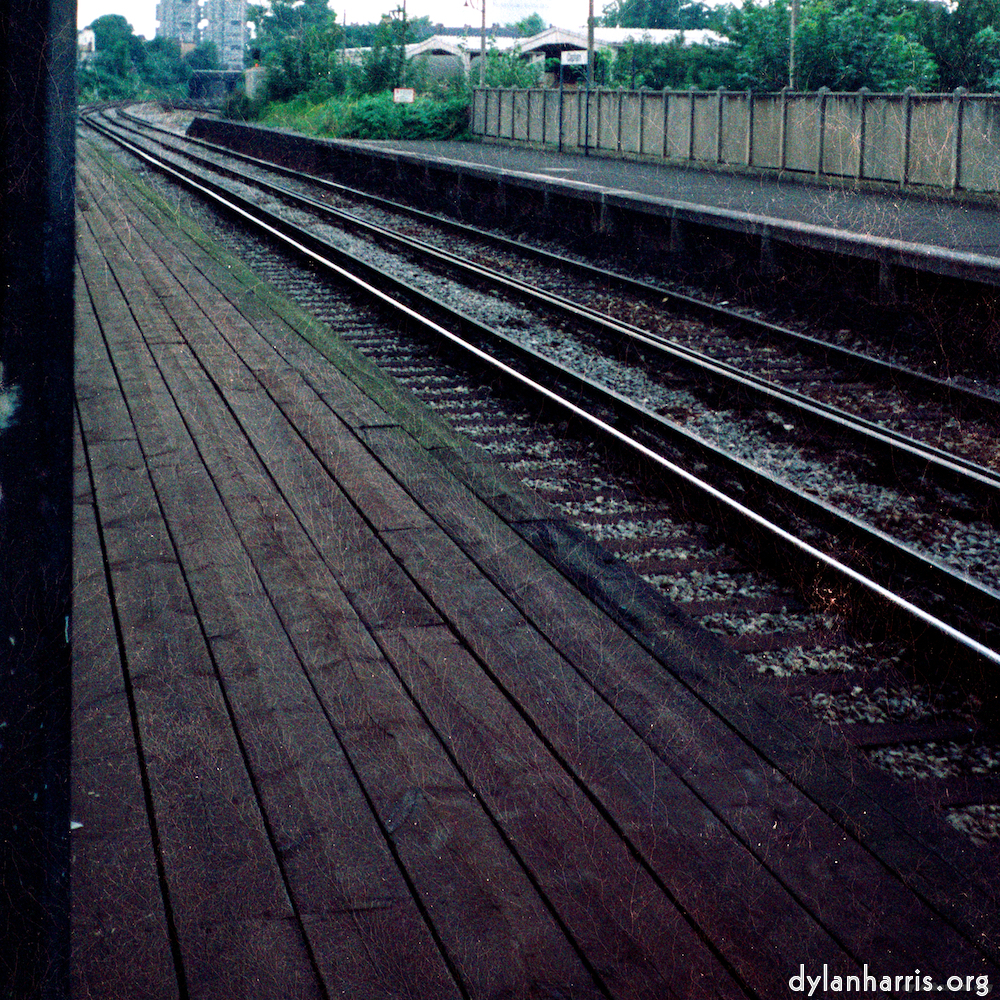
200 0 247 71
155 0 197 50
156 0 247 70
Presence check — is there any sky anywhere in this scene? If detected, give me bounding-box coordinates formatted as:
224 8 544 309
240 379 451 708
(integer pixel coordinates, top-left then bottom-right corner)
76 0 602 40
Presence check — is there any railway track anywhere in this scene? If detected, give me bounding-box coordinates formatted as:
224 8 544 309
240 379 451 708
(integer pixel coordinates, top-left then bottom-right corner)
81 105 1000 853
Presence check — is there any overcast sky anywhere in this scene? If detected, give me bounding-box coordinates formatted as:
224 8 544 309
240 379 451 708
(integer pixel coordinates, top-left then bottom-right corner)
77 0 603 40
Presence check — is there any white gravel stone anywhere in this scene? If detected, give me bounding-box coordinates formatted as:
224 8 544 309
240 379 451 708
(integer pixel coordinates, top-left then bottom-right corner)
868 741 1000 780
945 804 1000 845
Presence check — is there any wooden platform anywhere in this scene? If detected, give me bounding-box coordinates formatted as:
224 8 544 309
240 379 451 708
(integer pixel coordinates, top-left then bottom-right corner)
71 139 999 999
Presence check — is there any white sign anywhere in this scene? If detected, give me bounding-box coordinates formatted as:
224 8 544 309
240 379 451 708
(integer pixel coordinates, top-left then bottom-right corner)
560 50 588 66
393 87 415 103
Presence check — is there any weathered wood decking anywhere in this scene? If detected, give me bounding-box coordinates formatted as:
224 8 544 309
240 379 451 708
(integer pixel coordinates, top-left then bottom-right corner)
71 140 998 999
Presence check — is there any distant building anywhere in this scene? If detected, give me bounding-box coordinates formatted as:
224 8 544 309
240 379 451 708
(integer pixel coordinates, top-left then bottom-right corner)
200 0 248 71
77 27 96 60
157 0 247 69
156 0 198 50
348 26 724 85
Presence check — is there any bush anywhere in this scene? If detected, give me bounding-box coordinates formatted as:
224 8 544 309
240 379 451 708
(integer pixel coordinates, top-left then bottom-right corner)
255 92 471 141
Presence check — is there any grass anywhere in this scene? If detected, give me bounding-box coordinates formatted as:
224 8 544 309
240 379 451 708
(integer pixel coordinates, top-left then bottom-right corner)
254 91 472 142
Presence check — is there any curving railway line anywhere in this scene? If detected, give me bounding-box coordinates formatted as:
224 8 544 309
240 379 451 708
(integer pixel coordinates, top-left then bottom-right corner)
80 104 1000 850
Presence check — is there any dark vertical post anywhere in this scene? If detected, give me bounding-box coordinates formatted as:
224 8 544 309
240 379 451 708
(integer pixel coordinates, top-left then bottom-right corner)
558 69 564 152
857 87 868 180
816 85 829 178
780 85 789 170
688 85 696 161
951 87 966 193
0 0 76 994
901 86 915 188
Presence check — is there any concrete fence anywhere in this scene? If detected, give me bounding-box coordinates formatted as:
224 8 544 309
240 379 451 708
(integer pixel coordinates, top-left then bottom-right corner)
472 86 1000 196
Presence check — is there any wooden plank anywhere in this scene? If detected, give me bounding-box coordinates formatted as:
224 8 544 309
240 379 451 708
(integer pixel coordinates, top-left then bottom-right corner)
76 223 326 1000
354 425 999 982
77 180 465 997
76 140 999 989
75 193 750 991
82 149 862 991
126 309 602 995
76 158 686 995
72 366 180 999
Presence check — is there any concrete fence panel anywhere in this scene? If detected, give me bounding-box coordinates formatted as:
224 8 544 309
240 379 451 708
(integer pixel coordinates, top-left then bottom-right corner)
961 99 1000 192
473 86 1000 197
691 92 718 161
641 91 666 156
666 91 692 159
822 94 862 178
561 90 580 148
784 95 819 172
473 88 486 134
751 95 783 170
861 96 905 183
512 89 530 142
721 92 751 165
621 90 642 154
908 96 952 188
500 89 515 139
594 89 614 150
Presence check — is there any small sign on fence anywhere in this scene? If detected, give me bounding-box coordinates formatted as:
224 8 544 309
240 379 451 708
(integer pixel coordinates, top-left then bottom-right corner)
560 50 588 65
393 88 415 103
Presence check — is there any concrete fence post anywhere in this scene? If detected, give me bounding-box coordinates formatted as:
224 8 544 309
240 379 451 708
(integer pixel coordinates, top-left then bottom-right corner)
816 86 829 178
780 86 789 170
857 87 868 179
716 86 725 163
615 87 624 153
594 87 601 149
745 88 754 166
951 87 966 193
662 87 670 159
688 85 697 161
639 87 646 154
901 86 915 188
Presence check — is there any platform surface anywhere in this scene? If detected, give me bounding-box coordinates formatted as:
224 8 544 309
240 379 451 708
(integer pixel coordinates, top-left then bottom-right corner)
339 136 1000 262
71 136 999 998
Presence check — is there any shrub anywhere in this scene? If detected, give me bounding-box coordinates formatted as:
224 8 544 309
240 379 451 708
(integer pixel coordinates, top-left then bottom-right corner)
255 92 471 141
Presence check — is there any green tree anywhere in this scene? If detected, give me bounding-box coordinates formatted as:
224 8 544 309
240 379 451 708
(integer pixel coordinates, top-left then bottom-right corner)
89 13 139 54
914 0 1000 90
610 36 693 86
250 0 349 100
719 0 937 90
478 42 543 86
723 0 792 88
602 0 682 28
795 0 937 89
143 36 192 90
79 14 145 100
357 10 412 94
514 12 546 36
185 41 220 71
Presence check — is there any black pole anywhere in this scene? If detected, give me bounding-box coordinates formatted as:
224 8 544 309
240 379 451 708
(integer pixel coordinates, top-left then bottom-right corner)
559 66 564 152
0 0 76 993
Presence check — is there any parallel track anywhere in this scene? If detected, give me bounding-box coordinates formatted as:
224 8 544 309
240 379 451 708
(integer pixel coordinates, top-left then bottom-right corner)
82 107 1000 689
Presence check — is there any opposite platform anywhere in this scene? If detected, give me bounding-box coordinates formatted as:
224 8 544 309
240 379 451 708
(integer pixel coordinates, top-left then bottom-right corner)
187 115 1000 291
72 137 999 997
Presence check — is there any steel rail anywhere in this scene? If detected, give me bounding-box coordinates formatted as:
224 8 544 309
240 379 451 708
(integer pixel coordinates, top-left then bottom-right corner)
102 109 1000 512
84 112 1000 674
114 105 1000 423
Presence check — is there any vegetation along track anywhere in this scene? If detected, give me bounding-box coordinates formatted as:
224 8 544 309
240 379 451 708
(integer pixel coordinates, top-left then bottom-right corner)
83 104 1000 858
